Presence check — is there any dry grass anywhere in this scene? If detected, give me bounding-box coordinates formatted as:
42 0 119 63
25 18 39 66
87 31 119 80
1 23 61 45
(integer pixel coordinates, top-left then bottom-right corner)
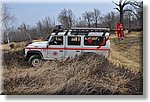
109 32 143 72
1 32 143 95
2 53 143 95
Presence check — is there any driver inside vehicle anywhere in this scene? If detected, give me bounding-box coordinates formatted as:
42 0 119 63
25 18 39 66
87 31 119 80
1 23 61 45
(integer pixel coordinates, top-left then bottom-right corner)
49 36 63 45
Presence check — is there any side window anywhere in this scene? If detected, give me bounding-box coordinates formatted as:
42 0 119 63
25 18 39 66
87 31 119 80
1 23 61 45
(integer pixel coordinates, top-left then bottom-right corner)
68 36 81 46
49 36 63 45
84 36 105 46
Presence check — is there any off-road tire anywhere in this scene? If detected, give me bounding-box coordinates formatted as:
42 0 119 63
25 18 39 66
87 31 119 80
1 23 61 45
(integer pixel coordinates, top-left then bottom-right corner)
28 55 43 67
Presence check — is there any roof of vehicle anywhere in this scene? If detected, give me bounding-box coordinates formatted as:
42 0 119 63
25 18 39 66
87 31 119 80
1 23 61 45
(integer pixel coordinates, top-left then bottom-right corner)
51 27 110 36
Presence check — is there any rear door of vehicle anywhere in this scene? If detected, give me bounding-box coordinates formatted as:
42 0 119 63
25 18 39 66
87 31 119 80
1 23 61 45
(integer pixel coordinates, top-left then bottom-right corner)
83 35 108 56
65 36 82 58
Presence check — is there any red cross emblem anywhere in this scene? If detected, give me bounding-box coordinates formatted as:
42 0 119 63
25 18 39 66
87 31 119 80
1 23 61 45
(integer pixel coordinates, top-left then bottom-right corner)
87 39 93 44
53 51 58 56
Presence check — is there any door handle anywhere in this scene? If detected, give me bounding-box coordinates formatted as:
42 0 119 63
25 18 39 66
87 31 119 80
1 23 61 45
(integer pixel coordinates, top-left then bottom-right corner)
76 51 80 52
59 50 63 52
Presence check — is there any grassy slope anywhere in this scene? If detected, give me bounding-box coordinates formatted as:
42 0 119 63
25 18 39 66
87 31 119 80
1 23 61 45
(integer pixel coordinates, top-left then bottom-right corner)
109 32 142 72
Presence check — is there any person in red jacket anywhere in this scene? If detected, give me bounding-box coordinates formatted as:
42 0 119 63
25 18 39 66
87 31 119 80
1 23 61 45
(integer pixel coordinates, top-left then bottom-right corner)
116 22 123 41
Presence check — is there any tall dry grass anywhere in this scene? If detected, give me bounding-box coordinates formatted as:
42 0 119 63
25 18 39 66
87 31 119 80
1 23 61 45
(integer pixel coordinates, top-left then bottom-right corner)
2 52 142 95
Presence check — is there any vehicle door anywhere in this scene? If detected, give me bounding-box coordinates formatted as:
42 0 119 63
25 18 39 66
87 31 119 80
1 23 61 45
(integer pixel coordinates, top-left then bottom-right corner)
47 36 65 60
83 35 108 56
65 36 82 58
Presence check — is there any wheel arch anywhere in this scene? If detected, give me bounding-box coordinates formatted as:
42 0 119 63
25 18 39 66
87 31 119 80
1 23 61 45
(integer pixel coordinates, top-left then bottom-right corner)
26 50 43 59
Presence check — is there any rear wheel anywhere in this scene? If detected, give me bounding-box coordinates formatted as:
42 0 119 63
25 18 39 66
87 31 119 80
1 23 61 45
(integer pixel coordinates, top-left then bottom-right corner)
28 55 43 67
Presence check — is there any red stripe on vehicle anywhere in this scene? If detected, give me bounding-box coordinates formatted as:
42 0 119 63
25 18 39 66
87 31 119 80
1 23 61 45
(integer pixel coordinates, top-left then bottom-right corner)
97 37 109 49
25 47 109 50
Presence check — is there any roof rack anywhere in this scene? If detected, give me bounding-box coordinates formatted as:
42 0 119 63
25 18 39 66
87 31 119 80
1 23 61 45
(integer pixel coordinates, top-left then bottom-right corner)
52 25 110 36
70 27 110 35
71 27 110 31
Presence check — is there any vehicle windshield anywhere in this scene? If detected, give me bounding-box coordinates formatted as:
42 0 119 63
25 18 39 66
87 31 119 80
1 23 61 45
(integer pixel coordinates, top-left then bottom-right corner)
50 36 54 42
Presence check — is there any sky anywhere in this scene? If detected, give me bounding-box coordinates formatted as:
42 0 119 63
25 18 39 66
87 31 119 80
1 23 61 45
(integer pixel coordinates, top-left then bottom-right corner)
6 0 117 27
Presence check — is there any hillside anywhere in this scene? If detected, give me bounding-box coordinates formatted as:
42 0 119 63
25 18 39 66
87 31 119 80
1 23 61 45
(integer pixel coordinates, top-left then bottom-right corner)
1 32 143 95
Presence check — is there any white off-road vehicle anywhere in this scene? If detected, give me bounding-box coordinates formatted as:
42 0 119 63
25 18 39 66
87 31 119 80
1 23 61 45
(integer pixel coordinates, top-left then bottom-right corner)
24 26 110 67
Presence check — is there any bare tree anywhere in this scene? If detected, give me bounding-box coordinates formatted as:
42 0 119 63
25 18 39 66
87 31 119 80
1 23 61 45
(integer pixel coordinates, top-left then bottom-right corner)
101 12 115 30
37 20 42 36
130 1 143 29
42 16 53 34
1 3 16 44
93 9 101 28
58 9 74 29
68 9 74 28
113 0 143 30
75 17 87 27
124 10 133 32
82 11 94 27
113 0 131 25
18 23 32 42
36 16 54 35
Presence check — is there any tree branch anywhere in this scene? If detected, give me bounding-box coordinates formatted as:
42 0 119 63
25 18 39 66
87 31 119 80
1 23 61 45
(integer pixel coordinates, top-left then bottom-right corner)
112 0 119 6
119 0 123 5
130 2 143 9
123 9 138 18
123 1 131 8
131 1 143 8
123 9 133 13
114 8 120 12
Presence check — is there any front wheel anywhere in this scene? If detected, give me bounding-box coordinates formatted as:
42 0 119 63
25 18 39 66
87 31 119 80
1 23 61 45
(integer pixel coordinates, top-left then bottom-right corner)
28 55 43 67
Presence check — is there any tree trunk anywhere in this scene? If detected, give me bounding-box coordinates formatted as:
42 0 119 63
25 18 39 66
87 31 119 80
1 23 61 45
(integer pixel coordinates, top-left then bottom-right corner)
95 20 97 28
5 30 11 44
120 10 124 36
88 20 90 28
6 33 10 44
120 12 124 25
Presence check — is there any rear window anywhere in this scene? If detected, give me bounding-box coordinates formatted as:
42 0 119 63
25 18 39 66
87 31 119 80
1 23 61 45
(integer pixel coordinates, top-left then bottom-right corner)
84 36 105 46
68 36 81 45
